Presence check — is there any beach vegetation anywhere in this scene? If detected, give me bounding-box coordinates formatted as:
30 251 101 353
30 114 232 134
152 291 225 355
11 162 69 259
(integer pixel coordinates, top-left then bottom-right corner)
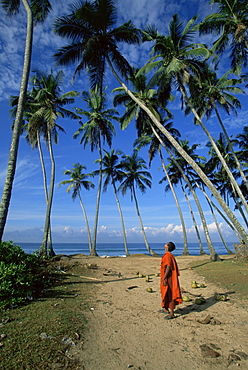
0 241 56 309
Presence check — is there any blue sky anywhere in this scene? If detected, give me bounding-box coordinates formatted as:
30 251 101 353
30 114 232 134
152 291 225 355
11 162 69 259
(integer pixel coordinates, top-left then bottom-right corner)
0 0 247 245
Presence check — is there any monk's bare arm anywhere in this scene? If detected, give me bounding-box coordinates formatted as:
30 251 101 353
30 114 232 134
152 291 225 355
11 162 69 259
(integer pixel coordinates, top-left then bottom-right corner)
163 265 171 286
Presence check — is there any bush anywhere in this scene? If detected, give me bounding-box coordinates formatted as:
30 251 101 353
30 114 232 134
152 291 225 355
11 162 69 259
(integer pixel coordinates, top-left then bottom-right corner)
0 241 54 309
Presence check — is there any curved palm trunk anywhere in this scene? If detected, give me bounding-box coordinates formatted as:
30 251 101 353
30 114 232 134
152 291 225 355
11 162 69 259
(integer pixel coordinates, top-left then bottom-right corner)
166 143 218 259
0 0 33 241
41 131 55 256
214 106 248 191
232 190 248 228
180 84 248 215
196 183 243 242
132 185 158 256
107 57 248 245
150 124 206 256
185 181 219 260
37 133 53 251
78 192 92 252
112 182 129 256
180 182 206 255
206 197 234 254
159 149 189 255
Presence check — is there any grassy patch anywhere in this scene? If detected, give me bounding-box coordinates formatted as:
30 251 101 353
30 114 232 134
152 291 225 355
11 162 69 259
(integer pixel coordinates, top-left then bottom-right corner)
190 256 248 302
0 262 94 370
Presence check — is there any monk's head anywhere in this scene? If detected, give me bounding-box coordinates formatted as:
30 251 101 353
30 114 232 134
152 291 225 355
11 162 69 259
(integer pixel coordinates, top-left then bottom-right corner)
166 242 176 252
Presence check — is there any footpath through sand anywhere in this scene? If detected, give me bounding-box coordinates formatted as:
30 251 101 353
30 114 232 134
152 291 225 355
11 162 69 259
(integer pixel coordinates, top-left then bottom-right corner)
67 254 248 370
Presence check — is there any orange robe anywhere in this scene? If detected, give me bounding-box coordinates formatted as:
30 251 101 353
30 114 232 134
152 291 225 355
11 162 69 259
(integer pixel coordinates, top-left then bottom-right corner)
160 251 182 309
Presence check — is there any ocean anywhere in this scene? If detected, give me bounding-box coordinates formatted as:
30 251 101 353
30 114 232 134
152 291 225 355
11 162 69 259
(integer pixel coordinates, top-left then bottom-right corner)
16 241 238 257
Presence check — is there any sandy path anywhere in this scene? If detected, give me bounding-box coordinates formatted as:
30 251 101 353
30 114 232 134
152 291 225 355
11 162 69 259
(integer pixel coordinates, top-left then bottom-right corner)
68 254 248 370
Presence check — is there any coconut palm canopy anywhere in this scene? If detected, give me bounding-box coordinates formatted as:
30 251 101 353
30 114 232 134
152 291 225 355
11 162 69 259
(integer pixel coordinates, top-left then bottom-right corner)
0 0 247 249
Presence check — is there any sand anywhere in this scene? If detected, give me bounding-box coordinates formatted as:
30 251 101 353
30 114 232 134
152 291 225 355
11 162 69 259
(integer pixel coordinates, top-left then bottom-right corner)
66 254 248 370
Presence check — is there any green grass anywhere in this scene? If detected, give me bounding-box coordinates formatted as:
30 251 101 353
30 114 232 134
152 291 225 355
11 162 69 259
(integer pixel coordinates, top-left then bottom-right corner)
190 257 248 302
0 263 94 370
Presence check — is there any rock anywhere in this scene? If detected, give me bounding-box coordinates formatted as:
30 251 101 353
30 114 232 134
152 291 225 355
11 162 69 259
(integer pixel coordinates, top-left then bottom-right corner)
210 318 221 325
197 314 212 324
200 344 221 358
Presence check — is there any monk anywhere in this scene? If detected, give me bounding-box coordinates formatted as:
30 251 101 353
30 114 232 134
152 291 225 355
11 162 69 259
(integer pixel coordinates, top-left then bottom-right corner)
160 241 182 319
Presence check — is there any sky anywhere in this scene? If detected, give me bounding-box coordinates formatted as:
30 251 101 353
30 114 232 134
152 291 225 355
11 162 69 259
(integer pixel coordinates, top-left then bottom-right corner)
0 0 247 247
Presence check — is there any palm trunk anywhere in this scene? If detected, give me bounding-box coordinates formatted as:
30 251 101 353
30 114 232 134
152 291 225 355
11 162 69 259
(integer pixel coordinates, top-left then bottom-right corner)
91 138 102 256
0 0 33 241
180 84 248 215
37 133 53 251
106 57 248 245
113 182 129 256
159 149 189 255
78 192 92 252
214 105 248 191
206 197 234 254
41 131 55 256
180 182 206 255
132 186 158 256
196 183 243 242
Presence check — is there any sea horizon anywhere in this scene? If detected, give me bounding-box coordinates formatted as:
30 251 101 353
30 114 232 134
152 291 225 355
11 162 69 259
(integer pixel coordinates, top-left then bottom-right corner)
15 241 239 257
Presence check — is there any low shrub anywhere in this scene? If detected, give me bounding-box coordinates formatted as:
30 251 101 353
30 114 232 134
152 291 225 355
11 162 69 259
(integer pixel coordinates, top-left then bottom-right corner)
0 241 55 309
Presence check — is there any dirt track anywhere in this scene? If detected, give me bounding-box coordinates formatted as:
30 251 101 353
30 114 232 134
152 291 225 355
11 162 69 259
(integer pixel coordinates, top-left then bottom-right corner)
67 254 248 370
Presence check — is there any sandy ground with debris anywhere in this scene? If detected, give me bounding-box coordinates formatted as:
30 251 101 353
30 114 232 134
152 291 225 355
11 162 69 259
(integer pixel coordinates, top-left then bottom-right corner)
67 254 248 370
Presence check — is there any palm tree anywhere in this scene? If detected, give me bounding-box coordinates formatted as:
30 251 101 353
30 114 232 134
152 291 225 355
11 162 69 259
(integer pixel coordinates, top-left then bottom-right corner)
0 0 51 241
130 14 248 244
118 151 157 256
25 70 79 255
142 14 248 216
95 149 129 256
206 133 248 228
163 141 220 259
53 0 141 92
59 163 95 251
114 71 188 254
199 0 248 73
74 86 119 256
187 69 247 191
53 3 248 244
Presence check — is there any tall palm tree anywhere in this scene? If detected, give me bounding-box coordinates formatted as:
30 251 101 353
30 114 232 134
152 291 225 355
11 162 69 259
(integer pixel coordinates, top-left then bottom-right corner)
206 133 248 228
187 69 247 190
95 149 129 256
53 0 141 92
25 70 79 255
59 163 95 251
163 141 220 260
118 151 157 256
131 14 248 244
53 3 248 244
114 71 189 254
0 0 51 241
199 0 248 73
74 86 119 256
141 14 248 216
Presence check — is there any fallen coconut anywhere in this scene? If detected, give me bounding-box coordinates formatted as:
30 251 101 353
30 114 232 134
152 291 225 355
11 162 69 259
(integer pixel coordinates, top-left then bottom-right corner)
147 288 153 293
182 295 191 302
195 297 206 305
138 273 144 278
191 281 198 288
